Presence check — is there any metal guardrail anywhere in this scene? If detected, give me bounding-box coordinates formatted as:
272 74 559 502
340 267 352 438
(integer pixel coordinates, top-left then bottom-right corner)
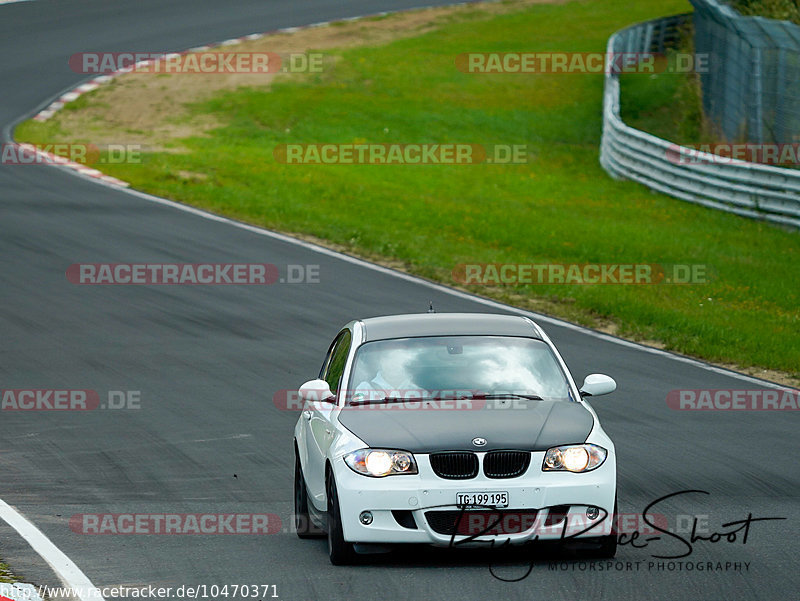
600 14 800 229
691 0 800 146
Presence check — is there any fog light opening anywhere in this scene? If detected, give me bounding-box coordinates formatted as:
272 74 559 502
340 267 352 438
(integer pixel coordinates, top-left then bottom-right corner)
586 506 600 520
359 511 374 525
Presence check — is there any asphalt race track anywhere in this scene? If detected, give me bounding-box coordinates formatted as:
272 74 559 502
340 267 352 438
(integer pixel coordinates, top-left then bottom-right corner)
0 1 798 600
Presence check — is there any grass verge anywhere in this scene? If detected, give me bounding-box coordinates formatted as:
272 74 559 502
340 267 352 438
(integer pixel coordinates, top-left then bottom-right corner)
16 0 800 383
731 0 800 24
619 23 710 144
0 560 18 583
621 22 800 169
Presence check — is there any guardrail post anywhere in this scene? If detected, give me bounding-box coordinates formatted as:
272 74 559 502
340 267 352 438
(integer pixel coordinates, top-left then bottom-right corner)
599 14 800 229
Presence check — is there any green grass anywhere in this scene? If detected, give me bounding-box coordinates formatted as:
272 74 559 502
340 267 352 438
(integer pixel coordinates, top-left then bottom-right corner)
731 0 800 24
621 23 800 168
16 0 800 379
0 560 17 583
620 46 708 144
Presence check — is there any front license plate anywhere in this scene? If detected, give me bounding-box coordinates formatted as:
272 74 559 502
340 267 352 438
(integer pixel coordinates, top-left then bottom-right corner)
456 491 509 508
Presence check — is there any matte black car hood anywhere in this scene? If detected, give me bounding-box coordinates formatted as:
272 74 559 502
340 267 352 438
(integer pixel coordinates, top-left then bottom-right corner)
337 400 594 453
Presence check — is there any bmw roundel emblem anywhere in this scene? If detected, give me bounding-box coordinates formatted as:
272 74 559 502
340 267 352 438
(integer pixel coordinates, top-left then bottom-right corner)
472 437 487 447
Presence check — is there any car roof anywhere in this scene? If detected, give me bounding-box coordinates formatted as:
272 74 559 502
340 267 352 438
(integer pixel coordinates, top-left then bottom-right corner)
358 312 542 342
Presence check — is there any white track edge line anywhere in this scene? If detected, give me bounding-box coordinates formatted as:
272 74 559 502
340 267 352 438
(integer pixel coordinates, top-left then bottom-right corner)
0 1 795 592
0 500 105 601
3 1 794 395
116 183 796 392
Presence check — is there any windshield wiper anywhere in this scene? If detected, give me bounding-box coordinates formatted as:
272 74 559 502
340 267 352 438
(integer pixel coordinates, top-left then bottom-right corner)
348 396 418 406
348 392 544 406
470 393 544 401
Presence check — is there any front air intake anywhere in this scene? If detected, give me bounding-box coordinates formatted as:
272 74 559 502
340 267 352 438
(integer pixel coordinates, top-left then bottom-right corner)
483 451 531 478
429 452 479 479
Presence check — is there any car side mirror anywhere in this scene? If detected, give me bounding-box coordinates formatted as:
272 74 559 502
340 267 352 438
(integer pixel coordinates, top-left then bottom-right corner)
299 379 336 402
579 374 616 397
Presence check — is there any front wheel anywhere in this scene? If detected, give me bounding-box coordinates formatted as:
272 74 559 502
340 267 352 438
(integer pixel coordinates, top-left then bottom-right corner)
294 450 322 539
592 498 618 558
326 472 356 565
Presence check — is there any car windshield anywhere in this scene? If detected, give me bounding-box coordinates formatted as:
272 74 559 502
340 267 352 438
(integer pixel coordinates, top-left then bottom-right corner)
347 335 571 403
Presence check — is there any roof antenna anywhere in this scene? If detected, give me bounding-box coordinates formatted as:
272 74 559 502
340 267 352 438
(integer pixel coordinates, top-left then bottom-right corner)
428 301 435 313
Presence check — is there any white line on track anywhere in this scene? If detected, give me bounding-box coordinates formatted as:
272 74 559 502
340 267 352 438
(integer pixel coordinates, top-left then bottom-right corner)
2 3 790 393
0 2 794 595
0 500 105 601
115 182 794 392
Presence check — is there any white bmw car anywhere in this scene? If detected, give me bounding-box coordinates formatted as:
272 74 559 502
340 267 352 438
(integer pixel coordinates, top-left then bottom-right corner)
293 313 618 564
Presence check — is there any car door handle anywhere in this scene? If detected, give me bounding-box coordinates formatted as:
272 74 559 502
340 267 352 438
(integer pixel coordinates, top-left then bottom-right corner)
303 410 312 421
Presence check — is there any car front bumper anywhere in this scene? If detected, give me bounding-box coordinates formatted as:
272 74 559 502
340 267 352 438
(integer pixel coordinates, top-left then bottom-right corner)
333 451 616 547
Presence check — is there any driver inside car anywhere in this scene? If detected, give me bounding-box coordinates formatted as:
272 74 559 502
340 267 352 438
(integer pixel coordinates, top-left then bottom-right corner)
353 346 422 402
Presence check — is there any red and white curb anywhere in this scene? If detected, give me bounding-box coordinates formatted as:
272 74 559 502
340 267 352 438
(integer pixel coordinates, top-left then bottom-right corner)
26 21 375 188
11 142 128 187
30 3 484 123
0 582 43 601
31 16 387 124
25 2 481 188
33 77 112 122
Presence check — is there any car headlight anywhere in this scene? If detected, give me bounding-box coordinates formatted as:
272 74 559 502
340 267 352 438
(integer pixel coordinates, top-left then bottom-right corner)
542 444 607 472
344 449 418 477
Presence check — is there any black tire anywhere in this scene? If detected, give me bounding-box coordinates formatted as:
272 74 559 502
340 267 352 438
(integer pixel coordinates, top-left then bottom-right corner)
593 498 618 558
294 450 322 539
326 471 356 565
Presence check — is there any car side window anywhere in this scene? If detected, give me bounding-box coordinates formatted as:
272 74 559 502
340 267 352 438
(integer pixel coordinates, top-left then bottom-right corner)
320 330 352 395
319 338 338 380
